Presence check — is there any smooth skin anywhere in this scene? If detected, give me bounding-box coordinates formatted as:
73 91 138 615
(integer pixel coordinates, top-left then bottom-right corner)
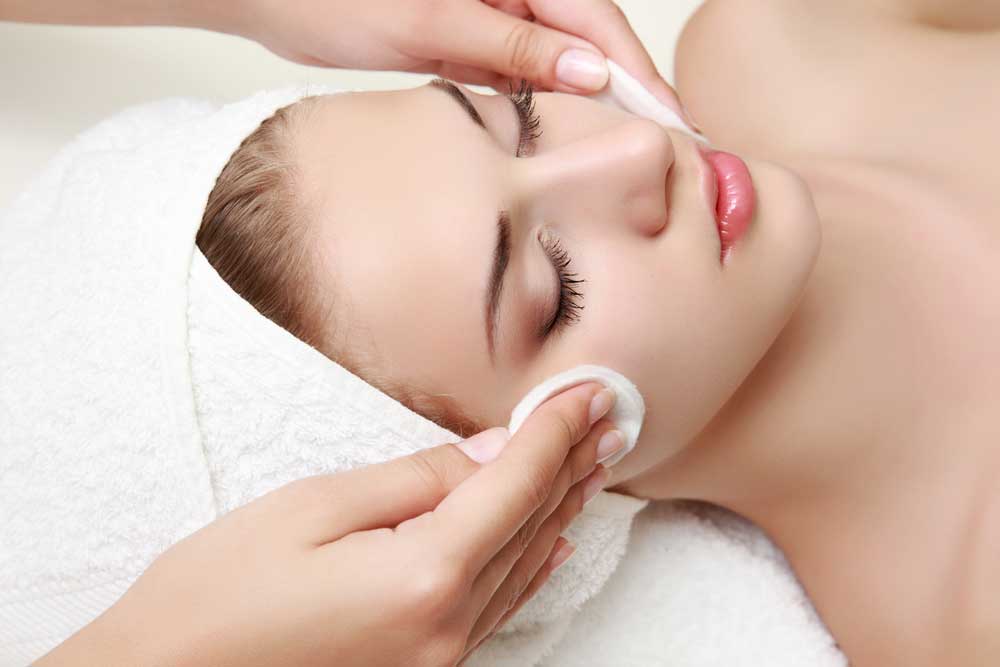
657 1 1000 664
265 2 1000 665
0 1 667 665
35 383 620 667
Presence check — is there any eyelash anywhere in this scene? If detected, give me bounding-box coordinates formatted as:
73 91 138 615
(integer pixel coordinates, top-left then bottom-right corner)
505 83 578 335
539 233 584 336
507 80 542 157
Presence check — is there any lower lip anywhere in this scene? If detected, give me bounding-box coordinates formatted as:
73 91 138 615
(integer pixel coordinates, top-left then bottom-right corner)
700 149 755 262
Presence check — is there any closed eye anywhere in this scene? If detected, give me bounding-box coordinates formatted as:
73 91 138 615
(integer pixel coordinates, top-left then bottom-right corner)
538 230 584 338
507 80 542 157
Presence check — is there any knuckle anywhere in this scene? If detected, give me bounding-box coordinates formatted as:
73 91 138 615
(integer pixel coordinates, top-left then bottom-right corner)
542 467 570 516
519 466 551 511
551 409 585 447
503 577 526 614
405 564 463 618
569 434 598 484
514 511 541 553
504 23 546 76
405 449 451 498
563 482 586 525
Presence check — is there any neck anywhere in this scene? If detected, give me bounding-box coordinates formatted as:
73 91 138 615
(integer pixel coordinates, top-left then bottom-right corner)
619 168 878 514
615 169 996 660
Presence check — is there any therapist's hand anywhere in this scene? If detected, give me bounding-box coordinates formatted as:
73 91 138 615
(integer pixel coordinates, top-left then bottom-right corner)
209 0 694 127
36 382 621 667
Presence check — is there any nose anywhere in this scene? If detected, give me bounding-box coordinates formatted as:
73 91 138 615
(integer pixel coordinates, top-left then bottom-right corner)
515 118 675 237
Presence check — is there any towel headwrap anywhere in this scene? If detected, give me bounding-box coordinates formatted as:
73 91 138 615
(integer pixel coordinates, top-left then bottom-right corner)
0 84 645 666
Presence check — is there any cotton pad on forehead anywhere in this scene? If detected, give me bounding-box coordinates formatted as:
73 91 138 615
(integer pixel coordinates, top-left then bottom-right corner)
507 365 645 467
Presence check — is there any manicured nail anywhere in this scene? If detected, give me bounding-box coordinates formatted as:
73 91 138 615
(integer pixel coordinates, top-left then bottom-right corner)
588 388 616 425
550 540 575 571
456 427 510 464
556 48 609 91
582 466 611 505
595 430 624 464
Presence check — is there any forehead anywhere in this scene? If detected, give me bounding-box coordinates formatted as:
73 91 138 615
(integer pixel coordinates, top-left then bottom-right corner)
292 87 502 411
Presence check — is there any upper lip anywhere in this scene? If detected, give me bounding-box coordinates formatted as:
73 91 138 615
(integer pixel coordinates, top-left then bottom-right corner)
690 144 723 260
694 146 718 218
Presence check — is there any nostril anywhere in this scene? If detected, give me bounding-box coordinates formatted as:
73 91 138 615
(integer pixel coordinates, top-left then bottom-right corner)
625 186 670 237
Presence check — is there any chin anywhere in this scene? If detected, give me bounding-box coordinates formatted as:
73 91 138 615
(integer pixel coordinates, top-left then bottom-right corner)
750 159 822 286
729 158 822 339
608 160 821 494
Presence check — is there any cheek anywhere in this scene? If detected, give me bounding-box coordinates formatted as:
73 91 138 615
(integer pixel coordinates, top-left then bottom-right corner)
543 260 772 475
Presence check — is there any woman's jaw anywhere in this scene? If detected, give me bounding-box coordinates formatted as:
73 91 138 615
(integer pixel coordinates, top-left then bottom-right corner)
291 83 822 491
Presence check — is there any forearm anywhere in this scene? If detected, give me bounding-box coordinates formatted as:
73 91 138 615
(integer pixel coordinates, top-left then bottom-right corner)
0 0 239 32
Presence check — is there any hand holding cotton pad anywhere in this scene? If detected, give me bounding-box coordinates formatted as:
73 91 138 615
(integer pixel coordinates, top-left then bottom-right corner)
507 365 645 467
592 59 708 144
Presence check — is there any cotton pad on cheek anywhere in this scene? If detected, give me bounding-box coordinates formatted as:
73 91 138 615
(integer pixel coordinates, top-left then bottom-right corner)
507 365 645 467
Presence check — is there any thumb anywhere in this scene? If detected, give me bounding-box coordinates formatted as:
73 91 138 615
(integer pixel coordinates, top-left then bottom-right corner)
304 427 511 542
422 2 609 93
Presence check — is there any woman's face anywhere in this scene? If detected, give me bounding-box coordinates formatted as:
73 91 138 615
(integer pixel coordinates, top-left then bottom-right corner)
293 82 820 484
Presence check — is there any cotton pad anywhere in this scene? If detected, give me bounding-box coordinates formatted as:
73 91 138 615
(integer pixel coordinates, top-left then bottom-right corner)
592 59 708 144
508 365 645 467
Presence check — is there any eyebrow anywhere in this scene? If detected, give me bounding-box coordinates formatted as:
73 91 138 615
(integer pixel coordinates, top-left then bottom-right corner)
427 79 510 362
429 78 486 130
485 212 512 362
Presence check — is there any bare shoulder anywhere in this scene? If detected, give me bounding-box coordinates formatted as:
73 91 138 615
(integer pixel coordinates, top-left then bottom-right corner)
880 0 1000 31
673 0 834 160
675 1 1000 179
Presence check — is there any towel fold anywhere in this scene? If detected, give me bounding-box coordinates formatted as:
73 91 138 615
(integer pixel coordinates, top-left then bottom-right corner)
0 87 645 666
0 88 844 667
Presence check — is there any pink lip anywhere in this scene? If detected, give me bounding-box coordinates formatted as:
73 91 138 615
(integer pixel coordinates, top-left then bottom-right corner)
697 148 755 263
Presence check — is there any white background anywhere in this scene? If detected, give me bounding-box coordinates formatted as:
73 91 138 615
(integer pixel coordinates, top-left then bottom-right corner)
0 1 701 210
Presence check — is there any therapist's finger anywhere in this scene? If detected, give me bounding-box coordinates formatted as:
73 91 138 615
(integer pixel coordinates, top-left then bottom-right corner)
429 62 508 89
525 0 699 130
463 537 569 662
465 419 617 612
291 427 509 544
404 0 609 94
431 382 612 572
464 464 609 654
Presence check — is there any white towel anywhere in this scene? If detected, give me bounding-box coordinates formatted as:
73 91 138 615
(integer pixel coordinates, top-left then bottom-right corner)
0 87 844 666
0 86 645 666
539 501 847 667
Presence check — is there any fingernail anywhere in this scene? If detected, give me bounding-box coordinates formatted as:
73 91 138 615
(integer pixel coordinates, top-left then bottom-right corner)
582 466 611 505
457 427 510 464
550 541 575 571
595 430 624 464
588 388 616 425
556 48 609 91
